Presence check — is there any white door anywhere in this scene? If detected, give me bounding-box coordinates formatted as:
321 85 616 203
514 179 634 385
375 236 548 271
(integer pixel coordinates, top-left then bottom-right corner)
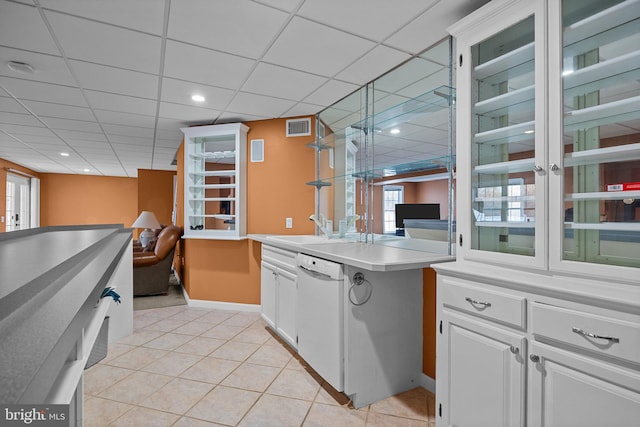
529 342 640 427
260 261 277 329
276 268 297 349
439 311 526 427
5 174 31 232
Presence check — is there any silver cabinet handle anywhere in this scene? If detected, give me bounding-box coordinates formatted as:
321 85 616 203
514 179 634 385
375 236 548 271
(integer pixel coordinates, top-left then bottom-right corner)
510 345 519 354
530 354 540 363
550 163 559 172
572 327 620 343
465 297 491 307
533 164 544 173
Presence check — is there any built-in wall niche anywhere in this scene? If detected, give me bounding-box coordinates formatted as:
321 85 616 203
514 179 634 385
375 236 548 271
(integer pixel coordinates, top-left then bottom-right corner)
314 38 455 252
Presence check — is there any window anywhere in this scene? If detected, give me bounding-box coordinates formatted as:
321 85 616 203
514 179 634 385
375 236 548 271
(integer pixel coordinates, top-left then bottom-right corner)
383 186 404 233
475 178 535 223
6 174 31 232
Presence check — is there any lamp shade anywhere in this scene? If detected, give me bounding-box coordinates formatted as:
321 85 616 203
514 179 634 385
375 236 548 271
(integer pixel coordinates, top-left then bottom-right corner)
131 211 161 230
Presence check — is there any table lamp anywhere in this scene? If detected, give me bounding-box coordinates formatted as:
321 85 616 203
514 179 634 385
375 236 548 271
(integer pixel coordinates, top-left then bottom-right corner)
132 211 161 247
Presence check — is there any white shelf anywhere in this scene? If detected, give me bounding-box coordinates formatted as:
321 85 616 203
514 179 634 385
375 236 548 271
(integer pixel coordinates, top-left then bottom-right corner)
474 85 535 115
564 50 640 98
474 221 535 228
189 184 236 190
475 195 536 202
189 214 236 220
565 221 640 232
190 151 236 159
564 143 640 167
474 42 535 80
563 0 640 55
191 197 236 202
190 170 236 177
564 95 640 132
567 190 640 201
474 158 535 174
474 120 535 144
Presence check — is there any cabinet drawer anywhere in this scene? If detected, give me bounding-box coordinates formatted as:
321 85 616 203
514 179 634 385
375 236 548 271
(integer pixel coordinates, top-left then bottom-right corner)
440 277 526 329
262 245 297 272
532 302 640 366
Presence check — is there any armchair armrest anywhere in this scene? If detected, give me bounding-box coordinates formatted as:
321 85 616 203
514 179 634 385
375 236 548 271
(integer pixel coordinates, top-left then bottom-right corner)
133 253 159 268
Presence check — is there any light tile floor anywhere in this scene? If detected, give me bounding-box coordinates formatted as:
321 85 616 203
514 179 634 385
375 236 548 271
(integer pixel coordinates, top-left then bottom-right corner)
84 305 436 426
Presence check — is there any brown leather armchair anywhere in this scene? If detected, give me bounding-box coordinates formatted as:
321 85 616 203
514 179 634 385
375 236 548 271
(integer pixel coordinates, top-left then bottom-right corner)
133 225 182 296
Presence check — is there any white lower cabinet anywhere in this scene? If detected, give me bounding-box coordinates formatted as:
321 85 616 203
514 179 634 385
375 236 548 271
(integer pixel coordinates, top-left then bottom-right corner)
529 342 640 427
440 311 525 427
435 266 640 427
260 245 298 349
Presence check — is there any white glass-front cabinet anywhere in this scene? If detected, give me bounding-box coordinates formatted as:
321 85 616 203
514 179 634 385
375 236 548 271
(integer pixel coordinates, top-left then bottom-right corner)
452 0 640 282
182 123 249 239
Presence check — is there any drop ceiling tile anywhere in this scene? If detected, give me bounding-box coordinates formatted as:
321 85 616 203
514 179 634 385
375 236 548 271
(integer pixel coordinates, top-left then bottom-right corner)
216 111 269 123
0 76 87 106
303 79 360 107
418 39 450 66
93 109 156 128
282 102 325 118
160 77 235 110
156 129 182 141
84 90 157 116
298 0 437 42
0 2 59 55
0 111 43 127
21 100 95 121
156 138 181 148
163 40 255 89
7 133 60 144
0 47 76 86
226 92 296 118
254 0 300 13
38 0 165 35
335 45 411 85
107 135 153 145
54 129 106 141
44 10 161 73
264 17 376 77
103 124 154 139
385 0 490 54
69 60 159 99
0 96 29 114
396 68 450 99
242 63 327 100
168 0 289 59
2 125 57 137
157 117 186 131
113 143 151 154
158 102 220 122
42 117 102 133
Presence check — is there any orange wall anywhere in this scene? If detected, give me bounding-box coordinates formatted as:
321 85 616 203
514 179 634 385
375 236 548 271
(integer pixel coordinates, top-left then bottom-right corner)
137 169 176 227
40 173 137 227
0 159 40 232
180 117 316 305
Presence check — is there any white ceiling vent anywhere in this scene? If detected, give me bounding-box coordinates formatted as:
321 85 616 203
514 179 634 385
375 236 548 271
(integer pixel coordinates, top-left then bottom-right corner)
286 118 311 137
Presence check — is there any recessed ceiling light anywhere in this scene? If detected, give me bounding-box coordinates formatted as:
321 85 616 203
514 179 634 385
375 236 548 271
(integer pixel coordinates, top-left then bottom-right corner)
191 94 205 102
390 128 400 135
60 152 69 157
7 61 34 74
82 168 90 173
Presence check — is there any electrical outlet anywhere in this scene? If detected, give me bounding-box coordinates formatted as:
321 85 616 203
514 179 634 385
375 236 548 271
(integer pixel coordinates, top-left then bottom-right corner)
285 217 293 228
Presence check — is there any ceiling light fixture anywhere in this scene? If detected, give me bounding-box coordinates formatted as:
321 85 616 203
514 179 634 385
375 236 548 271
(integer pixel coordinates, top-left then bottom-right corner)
524 130 535 134
7 61 35 74
60 152 69 157
191 94 205 102
390 128 400 135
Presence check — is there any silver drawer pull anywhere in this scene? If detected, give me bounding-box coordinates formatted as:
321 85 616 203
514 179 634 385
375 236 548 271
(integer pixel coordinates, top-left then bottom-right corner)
465 297 491 307
572 327 620 343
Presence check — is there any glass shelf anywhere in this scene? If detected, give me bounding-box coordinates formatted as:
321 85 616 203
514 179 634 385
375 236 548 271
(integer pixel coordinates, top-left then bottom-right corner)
474 158 535 174
564 142 640 167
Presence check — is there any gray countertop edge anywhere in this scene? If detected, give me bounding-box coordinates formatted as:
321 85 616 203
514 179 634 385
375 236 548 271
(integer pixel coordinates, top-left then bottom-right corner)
0 226 132 403
249 234 454 271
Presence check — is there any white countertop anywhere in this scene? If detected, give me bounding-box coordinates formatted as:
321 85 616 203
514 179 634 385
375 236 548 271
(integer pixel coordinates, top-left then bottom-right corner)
250 234 454 271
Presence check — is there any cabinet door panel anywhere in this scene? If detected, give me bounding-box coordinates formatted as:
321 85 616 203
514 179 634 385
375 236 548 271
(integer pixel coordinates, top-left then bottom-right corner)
442 311 525 427
529 342 640 427
276 268 297 349
260 261 276 328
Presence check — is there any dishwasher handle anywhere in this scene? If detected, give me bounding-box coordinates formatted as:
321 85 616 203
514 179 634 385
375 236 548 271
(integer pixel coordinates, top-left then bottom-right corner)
298 263 332 279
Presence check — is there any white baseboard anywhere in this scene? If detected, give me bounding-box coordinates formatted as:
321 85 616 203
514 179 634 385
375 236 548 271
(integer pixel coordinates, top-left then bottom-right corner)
419 373 436 394
181 286 261 312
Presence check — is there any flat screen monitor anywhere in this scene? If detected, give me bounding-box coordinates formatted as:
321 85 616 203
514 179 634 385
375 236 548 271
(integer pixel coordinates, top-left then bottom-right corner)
395 203 440 228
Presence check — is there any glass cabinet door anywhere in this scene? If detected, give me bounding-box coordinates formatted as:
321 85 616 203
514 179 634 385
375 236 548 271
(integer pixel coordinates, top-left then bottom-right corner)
559 0 640 269
470 13 541 257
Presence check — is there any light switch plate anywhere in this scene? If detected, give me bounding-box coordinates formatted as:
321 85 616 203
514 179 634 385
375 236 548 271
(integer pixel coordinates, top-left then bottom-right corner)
285 217 293 228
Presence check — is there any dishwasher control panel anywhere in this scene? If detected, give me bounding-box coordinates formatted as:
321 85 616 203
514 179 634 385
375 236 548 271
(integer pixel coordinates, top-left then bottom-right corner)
297 253 343 280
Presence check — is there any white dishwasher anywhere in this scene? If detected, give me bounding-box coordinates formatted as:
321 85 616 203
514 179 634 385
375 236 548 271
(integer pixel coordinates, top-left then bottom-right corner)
296 253 344 391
